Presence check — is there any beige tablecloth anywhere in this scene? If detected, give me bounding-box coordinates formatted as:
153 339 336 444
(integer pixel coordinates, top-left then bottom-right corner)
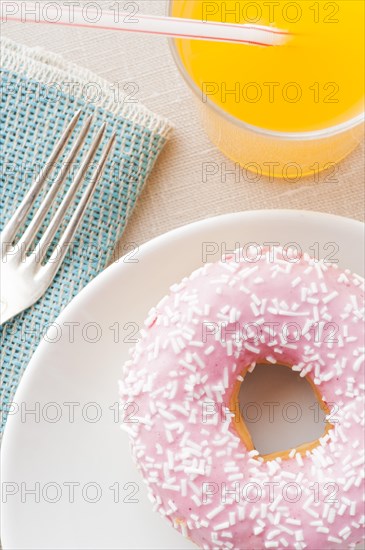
2 0 364 261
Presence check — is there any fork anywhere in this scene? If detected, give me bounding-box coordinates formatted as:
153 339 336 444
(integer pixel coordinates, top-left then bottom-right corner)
0 111 116 325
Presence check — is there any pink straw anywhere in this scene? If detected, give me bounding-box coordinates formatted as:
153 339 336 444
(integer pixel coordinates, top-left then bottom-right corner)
2 2 289 47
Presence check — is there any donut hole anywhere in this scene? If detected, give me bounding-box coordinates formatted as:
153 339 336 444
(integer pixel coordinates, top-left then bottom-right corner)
237 364 327 458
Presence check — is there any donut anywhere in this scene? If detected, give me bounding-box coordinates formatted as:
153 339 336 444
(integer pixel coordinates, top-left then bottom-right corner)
119 246 365 549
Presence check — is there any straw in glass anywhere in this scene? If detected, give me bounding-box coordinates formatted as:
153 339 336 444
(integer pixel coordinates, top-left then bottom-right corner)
3 2 289 47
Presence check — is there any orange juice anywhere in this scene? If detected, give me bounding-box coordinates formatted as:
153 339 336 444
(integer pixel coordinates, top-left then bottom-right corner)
170 0 365 179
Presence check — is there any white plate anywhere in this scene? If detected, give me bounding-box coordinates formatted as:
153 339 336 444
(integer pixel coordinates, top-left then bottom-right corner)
2 210 364 550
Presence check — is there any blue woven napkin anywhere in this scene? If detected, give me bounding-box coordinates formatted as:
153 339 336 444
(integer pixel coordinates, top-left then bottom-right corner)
0 37 172 435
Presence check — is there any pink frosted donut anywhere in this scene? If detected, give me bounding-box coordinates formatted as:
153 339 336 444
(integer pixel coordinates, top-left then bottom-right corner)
120 247 365 549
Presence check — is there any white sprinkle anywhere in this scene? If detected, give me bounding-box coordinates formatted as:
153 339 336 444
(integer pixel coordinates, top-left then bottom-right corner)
213 521 230 531
178 359 196 372
267 529 281 540
322 291 339 304
327 507 336 524
192 352 205 368
350 502 357 516
339 526 351 539
158 408 176 421
248 362 256 372
248 449 259 457
317 527 329 534
269 494 283 512
180 521 188 538
191 494 202 507
353 354 364 372
250 302 261 317
190 341 204 348
206 505 225 520
328 536 342 544
352 456 364 467
228 473 244 481
168 498 177 512
310 520 322 527
226 340 233 357
229 511 236 526
244 343 260 354
232 507 243 522
286 518 301 526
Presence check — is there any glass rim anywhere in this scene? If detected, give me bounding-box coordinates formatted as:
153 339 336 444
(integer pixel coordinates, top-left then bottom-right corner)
167 1 365 142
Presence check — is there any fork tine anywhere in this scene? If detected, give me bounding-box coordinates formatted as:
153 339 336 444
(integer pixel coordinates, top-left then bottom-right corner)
18 115 94 253
44 132 116 275
1 110 82 245
33 123 109 265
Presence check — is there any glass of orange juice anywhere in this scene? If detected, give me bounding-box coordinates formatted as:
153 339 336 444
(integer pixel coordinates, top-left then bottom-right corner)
169 0 364 180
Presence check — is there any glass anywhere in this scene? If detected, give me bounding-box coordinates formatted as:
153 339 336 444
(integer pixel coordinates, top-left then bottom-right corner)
168 0 365 180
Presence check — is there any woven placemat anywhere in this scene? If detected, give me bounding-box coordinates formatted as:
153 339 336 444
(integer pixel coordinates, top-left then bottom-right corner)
0 37 172 435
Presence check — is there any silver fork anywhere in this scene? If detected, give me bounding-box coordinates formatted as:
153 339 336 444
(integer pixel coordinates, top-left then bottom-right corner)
0 111 116 325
